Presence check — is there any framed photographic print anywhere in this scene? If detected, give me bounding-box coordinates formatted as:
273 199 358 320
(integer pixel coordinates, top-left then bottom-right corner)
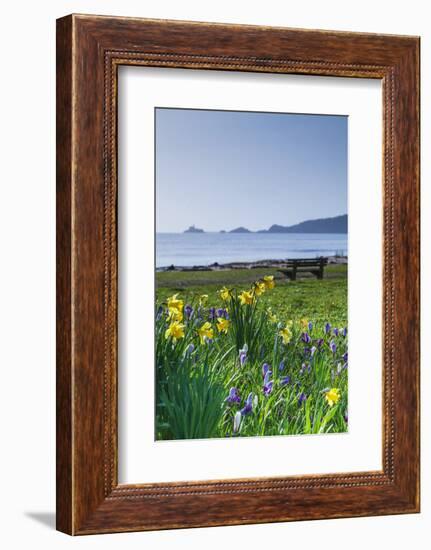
56 14 420 535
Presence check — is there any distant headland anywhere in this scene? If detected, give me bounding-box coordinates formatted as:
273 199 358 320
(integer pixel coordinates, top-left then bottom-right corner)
258 214 347 234
182 214 347 235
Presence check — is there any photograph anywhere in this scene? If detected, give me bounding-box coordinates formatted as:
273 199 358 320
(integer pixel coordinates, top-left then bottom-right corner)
155 107 349 440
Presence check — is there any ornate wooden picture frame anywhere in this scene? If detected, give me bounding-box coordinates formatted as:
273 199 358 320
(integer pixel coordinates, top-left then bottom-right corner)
56 14 420 535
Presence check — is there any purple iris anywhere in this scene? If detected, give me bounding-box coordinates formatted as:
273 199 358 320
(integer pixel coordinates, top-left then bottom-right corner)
240 393 253 416
156 305 164 320
233 411 242 434
344 412 348 423
316 338 324 348
301 332 311 344
333 327 339 337
298 393 307 406
208 307 216 321
263 372 273 396
342 327 348 337
308 321 313 332
185 343 195 356
279 360 285 372
262 363 271 378
216 308 229 319
325 322 331 334
343 352 348 362
226 387 241 404
239 345 248 366
303 346 311 356
184 304 194 319
280 375 290 386
310 346 317 357
330 341 337 354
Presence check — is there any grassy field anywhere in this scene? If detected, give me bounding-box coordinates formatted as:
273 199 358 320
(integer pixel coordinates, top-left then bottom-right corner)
156 264 347 324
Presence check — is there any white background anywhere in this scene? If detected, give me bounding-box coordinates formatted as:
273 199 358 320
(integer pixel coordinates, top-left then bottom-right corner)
0 1 428 549
118 67 382 483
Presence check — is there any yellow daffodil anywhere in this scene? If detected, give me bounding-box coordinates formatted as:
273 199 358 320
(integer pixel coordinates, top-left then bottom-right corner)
216 317 230 334
167 293 184 314
167 294 184 322
325 388 341 407
253 281 266 296
267 307 278 324
263 275 275 290
300 318 308 330
239 290 255 306
197 321 213 344
219 287 232 301
168 307 183 322
164 320 185 343
279 324 292 345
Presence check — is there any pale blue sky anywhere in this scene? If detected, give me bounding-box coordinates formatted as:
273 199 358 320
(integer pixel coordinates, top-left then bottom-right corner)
155 108 347 233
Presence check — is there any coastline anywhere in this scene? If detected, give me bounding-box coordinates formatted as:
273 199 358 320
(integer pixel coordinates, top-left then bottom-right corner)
156 255 348 273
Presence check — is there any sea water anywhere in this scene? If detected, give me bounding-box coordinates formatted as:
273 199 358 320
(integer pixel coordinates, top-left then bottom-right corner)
156 232 347 268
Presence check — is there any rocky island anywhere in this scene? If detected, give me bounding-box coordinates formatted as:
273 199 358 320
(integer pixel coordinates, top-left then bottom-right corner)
229 226 251 233
184 225 204 233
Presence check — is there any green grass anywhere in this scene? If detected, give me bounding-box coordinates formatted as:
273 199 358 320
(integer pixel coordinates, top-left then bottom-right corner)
157 264 346 287
156 265 347 324
155 267 348 441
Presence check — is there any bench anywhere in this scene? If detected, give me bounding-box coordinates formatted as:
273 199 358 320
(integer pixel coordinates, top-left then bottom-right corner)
278 257 328 281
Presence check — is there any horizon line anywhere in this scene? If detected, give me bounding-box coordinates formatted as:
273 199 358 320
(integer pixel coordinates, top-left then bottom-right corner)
157 213 348 234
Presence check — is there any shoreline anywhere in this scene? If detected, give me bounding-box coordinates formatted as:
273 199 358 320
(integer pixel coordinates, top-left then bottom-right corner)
156 255 348 273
